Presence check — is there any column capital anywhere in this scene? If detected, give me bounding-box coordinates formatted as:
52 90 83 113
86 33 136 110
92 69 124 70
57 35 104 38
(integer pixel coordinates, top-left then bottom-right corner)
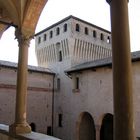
15 28 32 47
106 0 112 4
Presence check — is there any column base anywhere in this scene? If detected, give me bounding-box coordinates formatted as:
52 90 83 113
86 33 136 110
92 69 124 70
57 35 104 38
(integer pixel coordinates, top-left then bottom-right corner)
9 123 31 135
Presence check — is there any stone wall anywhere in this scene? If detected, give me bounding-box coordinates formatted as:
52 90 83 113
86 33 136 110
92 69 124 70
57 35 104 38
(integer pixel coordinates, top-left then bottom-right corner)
0 65 54 135
66 61 140 140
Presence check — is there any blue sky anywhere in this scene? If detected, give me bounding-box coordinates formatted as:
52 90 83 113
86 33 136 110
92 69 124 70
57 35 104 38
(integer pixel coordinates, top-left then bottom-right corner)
0 0 139 66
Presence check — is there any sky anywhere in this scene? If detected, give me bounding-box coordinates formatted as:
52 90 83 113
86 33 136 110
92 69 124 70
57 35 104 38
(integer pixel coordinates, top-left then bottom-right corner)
0 0 139 66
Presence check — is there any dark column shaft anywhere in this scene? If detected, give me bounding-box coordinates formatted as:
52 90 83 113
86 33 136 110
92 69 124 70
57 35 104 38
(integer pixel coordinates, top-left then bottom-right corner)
106 0 135 140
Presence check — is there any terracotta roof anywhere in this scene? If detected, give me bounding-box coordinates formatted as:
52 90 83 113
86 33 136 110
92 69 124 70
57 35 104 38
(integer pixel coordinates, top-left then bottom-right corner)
0 60 55 75
65 51 140 74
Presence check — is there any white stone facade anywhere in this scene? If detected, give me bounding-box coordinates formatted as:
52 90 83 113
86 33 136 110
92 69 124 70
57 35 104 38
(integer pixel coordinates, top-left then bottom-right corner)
35 16 112 140
35 15 112 68
34 16 140 140
65 55 140 140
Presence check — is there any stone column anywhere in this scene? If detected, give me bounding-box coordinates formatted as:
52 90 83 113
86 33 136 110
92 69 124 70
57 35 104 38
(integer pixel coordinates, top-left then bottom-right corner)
95 124 100 140
9 29 31 134
106 0 135 140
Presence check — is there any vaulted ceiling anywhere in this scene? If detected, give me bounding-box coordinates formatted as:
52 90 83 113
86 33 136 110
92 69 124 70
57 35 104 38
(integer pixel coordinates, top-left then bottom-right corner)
0 0 48 38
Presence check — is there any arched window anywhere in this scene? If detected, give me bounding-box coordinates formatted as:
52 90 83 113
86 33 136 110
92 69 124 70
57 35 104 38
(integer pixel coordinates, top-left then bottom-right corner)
76 23 80 32
64 23 67 32
56 27 60 35
107 36 111 43
43 34 47 41
100 113 113 140
100 33 104 40
50 30 53 38
85 27 88 35
93 30 96 38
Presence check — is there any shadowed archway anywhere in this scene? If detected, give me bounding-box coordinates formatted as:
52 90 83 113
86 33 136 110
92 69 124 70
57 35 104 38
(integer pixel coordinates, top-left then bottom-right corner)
77 112 96 140
100 113 113 140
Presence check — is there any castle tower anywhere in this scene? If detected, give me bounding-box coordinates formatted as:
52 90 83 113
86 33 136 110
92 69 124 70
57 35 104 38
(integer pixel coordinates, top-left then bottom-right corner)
35 15 111 71
35 15 112 140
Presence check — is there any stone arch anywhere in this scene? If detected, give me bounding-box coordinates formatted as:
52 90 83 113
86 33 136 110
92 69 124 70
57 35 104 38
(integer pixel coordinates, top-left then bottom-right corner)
76 112 96 140
100 113 113 140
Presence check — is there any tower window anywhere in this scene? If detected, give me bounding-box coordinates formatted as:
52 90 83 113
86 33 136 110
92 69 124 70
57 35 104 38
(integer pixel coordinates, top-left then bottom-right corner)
100 33 104 40
76 23 80 32
93 30 96 38
56 27 60 35
50 31 53 38
56 42 62 62
64 23 67 32
38 37 41 44
85 27 88 35
107 36 111 43
43 34 47 41
58 114 63 127
59 51 62 62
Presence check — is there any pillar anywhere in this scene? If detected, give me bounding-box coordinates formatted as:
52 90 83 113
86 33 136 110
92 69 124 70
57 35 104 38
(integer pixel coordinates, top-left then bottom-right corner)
9 29 31 134
106 0 135 140
95 124 100 140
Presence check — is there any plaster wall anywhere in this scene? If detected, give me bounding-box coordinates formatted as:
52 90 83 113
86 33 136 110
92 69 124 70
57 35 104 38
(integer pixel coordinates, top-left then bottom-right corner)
65 61 140 140
0 66 54 134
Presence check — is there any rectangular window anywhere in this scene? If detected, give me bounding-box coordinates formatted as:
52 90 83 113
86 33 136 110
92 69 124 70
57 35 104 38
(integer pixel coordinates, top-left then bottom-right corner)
63 23 67 32
58 114 63 127
76 77 79 89
57 78 60 90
